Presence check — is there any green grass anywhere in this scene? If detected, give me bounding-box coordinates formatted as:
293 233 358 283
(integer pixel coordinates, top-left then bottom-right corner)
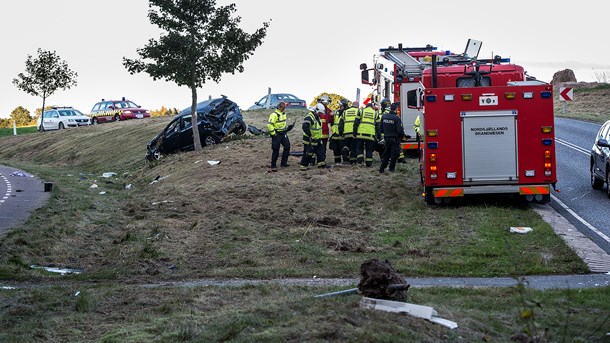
0 284 608 342
0 125 38 137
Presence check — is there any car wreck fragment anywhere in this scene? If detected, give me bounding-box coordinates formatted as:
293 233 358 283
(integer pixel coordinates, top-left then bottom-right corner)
146 96 247 161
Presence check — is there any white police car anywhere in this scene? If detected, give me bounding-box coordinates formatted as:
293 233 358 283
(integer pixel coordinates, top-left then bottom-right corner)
37 107 90 132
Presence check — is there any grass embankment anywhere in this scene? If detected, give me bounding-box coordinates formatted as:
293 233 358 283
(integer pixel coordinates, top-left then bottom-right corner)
0 109 607 341
0 111 587 279
0 125 37 137
554 83 610 123
1 284 608 342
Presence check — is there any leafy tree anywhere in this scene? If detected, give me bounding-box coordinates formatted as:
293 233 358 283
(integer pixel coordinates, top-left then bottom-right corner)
10 106 32 126
123 0 269 151
12 49 78 123
309 92 351 112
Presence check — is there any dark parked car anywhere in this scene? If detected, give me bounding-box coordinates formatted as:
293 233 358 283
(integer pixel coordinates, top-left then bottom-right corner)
146 96 246 161
591 119 610 198
248 93 307 110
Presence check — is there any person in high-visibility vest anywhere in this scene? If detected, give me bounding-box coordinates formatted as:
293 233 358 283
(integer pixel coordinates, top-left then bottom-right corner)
300 104 327 170
354 103 378 167
267 101 292 171
339 101 360 165
413 115 421 137
330 98 347 164
318 95 333 151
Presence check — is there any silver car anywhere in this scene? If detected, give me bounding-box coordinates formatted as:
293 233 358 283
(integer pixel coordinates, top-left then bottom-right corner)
590 119 610 198
37 107 90 131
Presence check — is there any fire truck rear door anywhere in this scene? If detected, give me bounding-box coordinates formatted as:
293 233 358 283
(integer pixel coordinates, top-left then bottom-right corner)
461 110 518 182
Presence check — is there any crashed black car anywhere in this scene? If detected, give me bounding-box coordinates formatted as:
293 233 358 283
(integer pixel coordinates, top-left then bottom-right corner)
146 96 246 161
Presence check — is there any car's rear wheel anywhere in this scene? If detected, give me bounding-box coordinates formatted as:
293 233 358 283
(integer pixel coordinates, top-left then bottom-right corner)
91 117 98 125
591 163 604 190
234 120 247 135
58 122 65 130
202 134 221 146
114 114 120 122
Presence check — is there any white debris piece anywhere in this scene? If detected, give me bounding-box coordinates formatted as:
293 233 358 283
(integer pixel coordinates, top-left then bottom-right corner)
510 227 533 234
30 265 83 275
102 172 117 178
1 286 16 290
99 191 106 195
207 160 221 166
74 291 81 297
360 297 458 329
90 184 99 189
125 184 133 190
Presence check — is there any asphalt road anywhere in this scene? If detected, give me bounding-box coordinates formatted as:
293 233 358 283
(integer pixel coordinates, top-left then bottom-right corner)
553 118 610 254
0 165 50 234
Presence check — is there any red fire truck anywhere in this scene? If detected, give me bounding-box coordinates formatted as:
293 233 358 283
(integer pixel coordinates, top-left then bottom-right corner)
361 40 557 204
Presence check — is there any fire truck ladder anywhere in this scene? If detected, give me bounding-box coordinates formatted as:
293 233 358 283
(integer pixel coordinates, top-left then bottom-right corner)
382 50 424 78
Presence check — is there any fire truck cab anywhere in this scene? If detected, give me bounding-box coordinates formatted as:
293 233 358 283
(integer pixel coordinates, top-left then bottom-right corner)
362 40 557 205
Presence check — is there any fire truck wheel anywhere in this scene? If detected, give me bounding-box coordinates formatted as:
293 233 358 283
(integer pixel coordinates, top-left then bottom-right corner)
424 188 436 205
591 164 604 190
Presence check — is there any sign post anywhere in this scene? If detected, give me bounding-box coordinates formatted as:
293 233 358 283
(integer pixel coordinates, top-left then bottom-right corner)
13 121 17 136
559 87 574 113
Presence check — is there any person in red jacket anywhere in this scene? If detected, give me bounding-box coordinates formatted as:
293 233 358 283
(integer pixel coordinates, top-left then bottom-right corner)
318 95 334 152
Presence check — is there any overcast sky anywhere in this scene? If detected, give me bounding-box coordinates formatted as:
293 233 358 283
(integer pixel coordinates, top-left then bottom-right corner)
1 0 609 119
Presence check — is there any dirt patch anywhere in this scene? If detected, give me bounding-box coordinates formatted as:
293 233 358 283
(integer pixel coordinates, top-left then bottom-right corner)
358 259 409 301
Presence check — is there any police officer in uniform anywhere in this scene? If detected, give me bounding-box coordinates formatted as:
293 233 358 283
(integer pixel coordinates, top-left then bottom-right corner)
267 102 292 170
379 102 405 173
300 104 327 170
375 98 391 159
354 103 378 167
339 101 360 165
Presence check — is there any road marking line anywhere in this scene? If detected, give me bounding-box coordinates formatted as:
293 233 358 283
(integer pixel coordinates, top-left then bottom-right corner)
556 138 589 155
551 194 610 245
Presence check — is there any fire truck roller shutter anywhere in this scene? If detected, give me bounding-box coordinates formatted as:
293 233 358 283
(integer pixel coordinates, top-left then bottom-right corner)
461 110 518 182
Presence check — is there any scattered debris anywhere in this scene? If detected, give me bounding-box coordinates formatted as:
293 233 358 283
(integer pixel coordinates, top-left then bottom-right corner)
150 175 169 184
208 160 221 166
510 227 533 234
289 151 304 157
74 291 80 297
316 288 358 298
102 172 117 178
9 171 33 178
1 285 16 290
247 124 267 136
90 184 99 189
195 160 203 164
30 265 83 275
152 200 175 206
358 259 409 301
360 297 458 329
99 191 106 195
125 184 133 190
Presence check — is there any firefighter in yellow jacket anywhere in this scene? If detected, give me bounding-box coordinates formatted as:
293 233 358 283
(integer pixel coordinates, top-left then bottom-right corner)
300 104 327 170
354 103 378 167
267 102 293 170
339 101 360 165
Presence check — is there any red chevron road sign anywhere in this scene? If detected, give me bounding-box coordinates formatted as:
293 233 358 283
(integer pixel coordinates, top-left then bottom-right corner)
559 87 573 101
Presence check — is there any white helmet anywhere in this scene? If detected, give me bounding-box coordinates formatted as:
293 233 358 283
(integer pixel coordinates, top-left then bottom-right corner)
315 103 325 113
319 95 330 105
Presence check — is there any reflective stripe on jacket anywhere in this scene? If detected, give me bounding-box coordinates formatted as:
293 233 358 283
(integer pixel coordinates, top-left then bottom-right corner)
342 107 359 136
302 112 322 144
356 106 377 141
267 109 287 136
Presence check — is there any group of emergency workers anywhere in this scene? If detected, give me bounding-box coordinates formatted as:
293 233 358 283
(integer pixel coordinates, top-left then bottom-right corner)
267 96 409 173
